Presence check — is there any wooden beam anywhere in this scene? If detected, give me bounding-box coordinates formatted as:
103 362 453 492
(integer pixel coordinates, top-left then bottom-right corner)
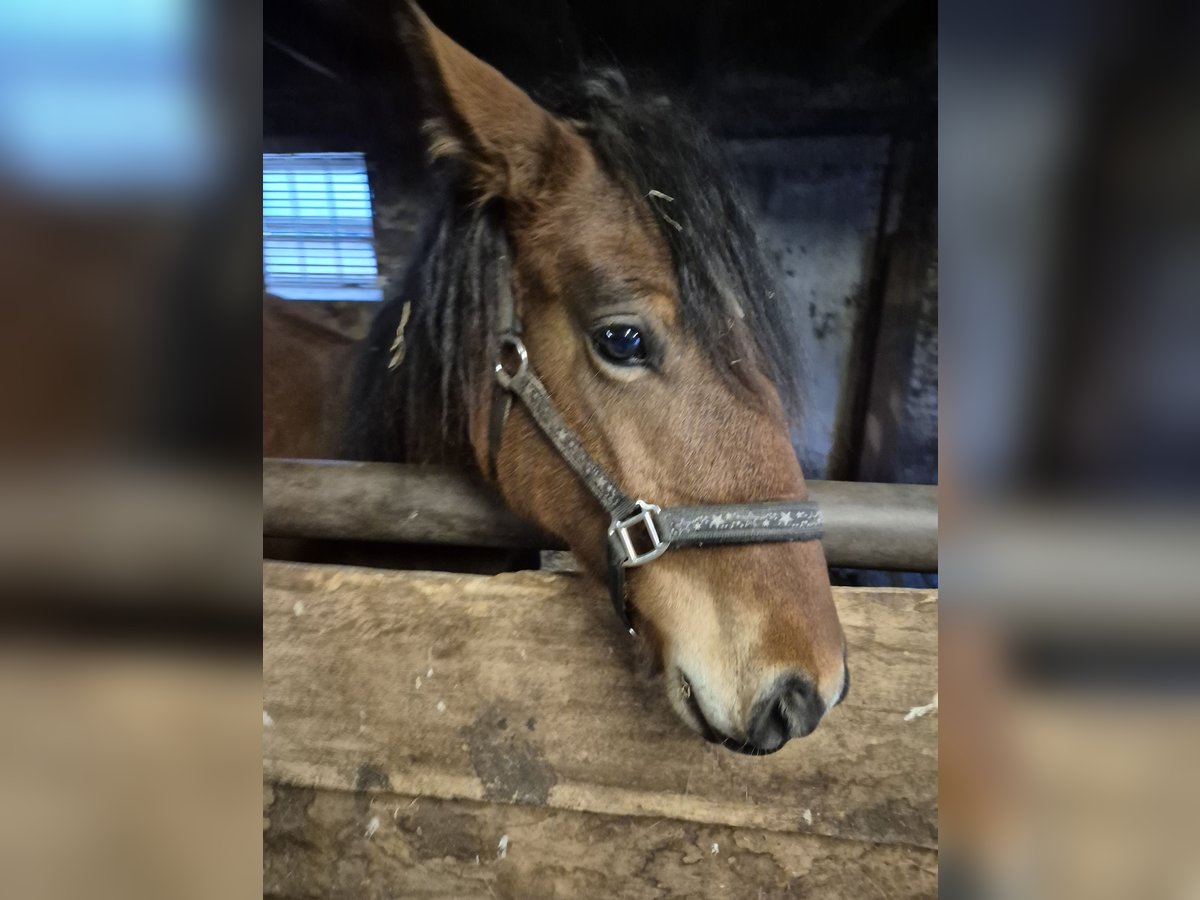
265 781 938 897
263 459 558 550
262 459 938 571
263 562 938 851
857 136 938 485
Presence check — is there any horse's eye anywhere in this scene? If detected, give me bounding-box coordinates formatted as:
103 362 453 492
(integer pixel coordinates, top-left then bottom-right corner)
592 324 646 365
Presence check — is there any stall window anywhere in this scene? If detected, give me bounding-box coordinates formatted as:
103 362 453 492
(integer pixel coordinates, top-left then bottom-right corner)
262 152 383 301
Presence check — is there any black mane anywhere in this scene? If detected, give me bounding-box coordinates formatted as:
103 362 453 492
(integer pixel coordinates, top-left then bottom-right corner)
343 71 798 465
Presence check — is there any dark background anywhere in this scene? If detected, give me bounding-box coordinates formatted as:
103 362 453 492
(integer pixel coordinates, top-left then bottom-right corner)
263 0 938 488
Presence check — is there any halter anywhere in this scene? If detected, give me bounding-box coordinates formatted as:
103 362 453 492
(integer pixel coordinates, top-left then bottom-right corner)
486 259 824 636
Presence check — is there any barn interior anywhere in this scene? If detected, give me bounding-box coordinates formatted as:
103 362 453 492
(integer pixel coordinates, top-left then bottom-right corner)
263 0 937 488
262 3 939 897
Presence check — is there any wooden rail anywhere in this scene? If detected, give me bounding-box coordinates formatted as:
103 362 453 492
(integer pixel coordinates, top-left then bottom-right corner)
263 561 938 896
263 459 938 571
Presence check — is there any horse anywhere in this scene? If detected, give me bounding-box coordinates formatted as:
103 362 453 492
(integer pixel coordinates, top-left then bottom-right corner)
343 5 848 754
263 292 358 459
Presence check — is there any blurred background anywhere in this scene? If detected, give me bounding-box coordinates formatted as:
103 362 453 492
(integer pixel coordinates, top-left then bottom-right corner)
941 0 1200 897
0 0 261 898
0 0 1197 896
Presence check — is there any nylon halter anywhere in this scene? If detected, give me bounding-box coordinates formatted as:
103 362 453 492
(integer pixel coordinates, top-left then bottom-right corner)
487 258 824 635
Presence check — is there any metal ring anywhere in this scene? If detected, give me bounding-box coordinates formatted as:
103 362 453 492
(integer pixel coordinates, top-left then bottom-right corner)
494 334 529 389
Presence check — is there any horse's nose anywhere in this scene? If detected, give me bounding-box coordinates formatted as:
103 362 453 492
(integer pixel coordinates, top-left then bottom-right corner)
746 673 826 751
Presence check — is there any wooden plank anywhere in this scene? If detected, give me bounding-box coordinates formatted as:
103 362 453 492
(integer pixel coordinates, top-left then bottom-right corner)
855 137 937 487
264 782 938 899
263 562 938 850
262 460 939 571
263 460 560 550
2 648 262 899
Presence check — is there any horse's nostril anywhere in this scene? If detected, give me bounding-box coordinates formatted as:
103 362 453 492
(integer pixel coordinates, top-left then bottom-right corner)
746 674 826 750
749 698 789 752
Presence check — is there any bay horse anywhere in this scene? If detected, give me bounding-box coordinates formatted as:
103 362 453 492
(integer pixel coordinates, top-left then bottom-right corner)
345 5 848 754
263 292 358 459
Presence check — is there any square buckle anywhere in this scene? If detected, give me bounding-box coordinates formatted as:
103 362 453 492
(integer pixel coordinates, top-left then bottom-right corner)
608 500 670 567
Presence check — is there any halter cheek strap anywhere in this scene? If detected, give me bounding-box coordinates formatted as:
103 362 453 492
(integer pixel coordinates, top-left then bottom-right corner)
487 260 824 635
486 257 519 483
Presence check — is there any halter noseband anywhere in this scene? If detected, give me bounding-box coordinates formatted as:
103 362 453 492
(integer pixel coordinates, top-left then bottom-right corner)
487 260 824 636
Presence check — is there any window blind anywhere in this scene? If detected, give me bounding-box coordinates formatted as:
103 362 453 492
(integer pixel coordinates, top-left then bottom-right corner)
263 152 383 301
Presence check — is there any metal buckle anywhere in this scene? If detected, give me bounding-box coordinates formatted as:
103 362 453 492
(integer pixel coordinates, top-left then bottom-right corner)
494 334 528 389
608 500 669 567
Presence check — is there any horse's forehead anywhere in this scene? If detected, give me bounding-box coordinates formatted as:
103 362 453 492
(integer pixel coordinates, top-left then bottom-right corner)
532 172 674 288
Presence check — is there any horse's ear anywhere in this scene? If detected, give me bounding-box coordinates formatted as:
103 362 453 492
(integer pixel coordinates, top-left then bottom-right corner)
399 3 573 204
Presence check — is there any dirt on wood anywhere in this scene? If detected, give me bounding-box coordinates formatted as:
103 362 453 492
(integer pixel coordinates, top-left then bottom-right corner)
263 562 938 897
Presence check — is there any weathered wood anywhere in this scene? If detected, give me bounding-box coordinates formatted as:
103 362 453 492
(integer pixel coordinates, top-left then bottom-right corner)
263 562 938 855
263 460 560 550
262 459 939 571
855 136 937 486
264 781 938 899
